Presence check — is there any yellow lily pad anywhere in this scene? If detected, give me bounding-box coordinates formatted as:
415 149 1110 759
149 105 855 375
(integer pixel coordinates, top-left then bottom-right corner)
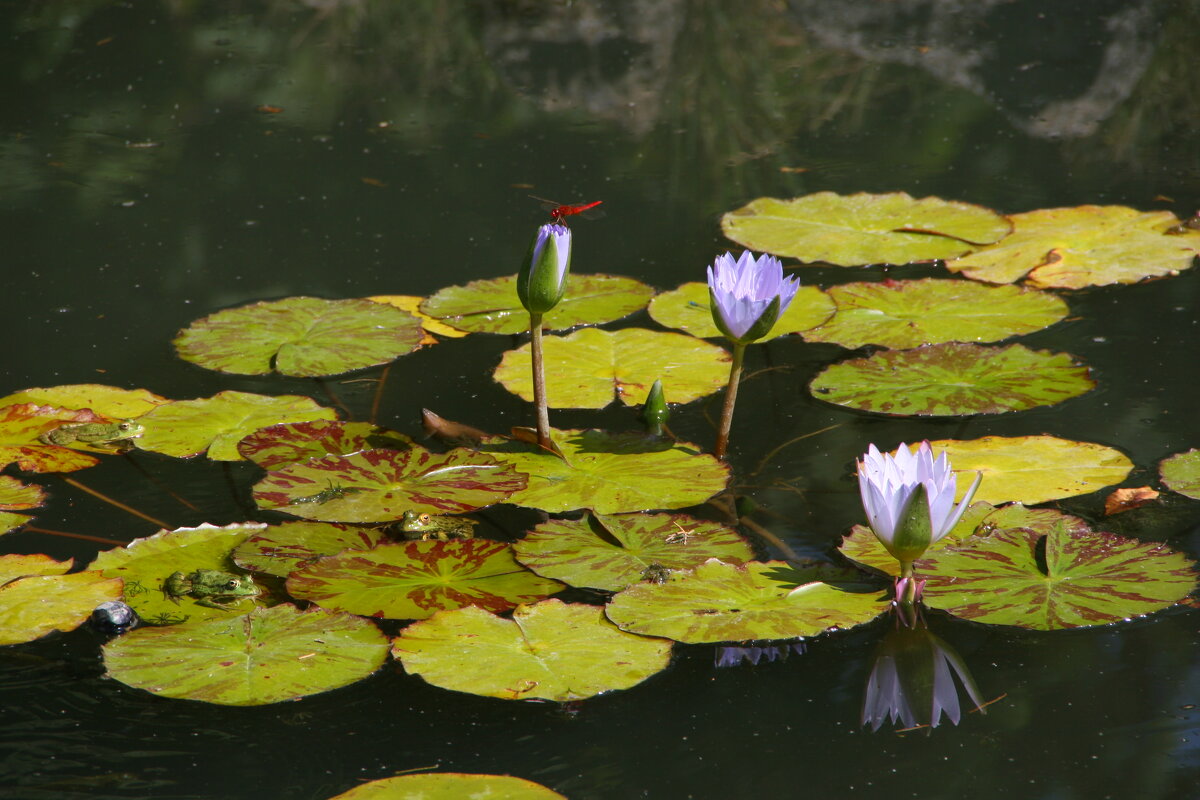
0 555 122 645
0 384 170 418
327 774 566 800
366 294 466 340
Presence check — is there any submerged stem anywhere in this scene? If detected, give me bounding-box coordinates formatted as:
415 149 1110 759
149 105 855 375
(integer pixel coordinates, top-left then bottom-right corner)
529 312 552 449
713 342 746 460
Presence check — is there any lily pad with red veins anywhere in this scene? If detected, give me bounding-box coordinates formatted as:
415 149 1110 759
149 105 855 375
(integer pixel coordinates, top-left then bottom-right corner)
0 404 115 472
0 385 170 418
232 521 387 577
0 476 48 536
0 555 122 645
237 420 414 469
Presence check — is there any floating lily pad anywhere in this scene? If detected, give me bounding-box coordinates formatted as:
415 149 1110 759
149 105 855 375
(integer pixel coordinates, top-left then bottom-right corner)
0 384 170 418
946 206 1200 288
327 774 566 800
103 604 390 705
136 391 337 461
0 404 115 472
1161 449 1200 500
253 446 527 523
802 279 1069 349
809 342 1094 416
174 296 423 376
420 273 653 335
237 420 414 468
0 476 45 536
647 281 835 340
287 540 564 620
366 294 467 340
483 430 729 513
513 513 753 591
605 559 888 643
721 192 1011 265
232 521 386 577
393 599 671 701
0 555 123 645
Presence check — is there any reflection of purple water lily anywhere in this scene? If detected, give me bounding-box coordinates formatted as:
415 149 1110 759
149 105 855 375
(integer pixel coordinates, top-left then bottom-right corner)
714 640 805 668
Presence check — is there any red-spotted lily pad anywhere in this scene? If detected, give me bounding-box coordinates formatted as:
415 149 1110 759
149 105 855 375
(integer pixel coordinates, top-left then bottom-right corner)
232 521 386 577
393 599 671 701
513 513 753 591
253 446 527 523
946 206 1200 288
0 555 122 645
647 281 834 340
0 476 46 536
0 385 170 418
366 294 468 340
1161 449 1200 500
136 391 337 461
102 604 390 705
328 774 565 800
483 430 729 513
809 342 1094 416
420 273 653 335
494 327 730 409
237 420 414 468
0 404 123 472
604 559 888 643
287 540 564 620
173 296 423 376
802 279 1069 349
721 192 1011 265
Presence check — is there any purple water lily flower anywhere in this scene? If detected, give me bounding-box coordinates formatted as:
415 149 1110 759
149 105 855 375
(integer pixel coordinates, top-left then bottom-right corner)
518 223 572 315
707 251 801 344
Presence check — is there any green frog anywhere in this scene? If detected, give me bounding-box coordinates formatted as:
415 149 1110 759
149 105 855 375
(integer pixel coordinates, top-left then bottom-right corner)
39 419 145 448
163 569 261 610
399 510 477 541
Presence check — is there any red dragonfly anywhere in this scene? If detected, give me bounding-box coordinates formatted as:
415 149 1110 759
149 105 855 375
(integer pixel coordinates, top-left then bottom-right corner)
529 195 604 225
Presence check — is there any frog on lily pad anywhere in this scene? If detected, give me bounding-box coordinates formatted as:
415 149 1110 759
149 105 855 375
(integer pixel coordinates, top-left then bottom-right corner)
398 511 477 541
39 419 145 449
163 569 261 610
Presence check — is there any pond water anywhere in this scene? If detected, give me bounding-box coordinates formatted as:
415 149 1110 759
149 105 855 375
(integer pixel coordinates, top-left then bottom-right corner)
3 2 1200 798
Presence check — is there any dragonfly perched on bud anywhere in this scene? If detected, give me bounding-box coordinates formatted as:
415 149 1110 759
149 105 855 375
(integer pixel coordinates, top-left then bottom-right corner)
529 195 604 226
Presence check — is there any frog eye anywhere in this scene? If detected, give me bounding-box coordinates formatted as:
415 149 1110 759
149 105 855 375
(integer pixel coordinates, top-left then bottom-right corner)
224 579 241 590
419 514 432 524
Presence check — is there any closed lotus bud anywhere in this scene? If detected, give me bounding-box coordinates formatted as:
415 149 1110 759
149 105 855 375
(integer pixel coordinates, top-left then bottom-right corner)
517 223 572 315
641 379 669 435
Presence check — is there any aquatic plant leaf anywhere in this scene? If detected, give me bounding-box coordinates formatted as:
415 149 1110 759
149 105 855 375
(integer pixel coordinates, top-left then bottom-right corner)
604 560 887 643
420 273 653 334
946 206 1200 287
287 540 564 620
647 281 834 340
102 604 389 705
0 475 46 511
919 521 1198 629
494 328 730 409
173 296 423 376
0 567 122 645
721 192 1010 265
0 384 170 418
253 446 527 523
809 343 1094 415
366 294 469 339
1160 449 1200 500
0 554 73 582
0 513 31 535
327 773 566 800
237 420 414 469
802 279 1069 349
0 403 114 471
232 521 386 578
513 513 753 591
484 430 729 513
136 391 337 460
91 522 267 625
393 599 671 701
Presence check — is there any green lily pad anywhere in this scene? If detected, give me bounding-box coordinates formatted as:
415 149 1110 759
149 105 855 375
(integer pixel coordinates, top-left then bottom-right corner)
946 206 1200 288
393 599 671 701
0 475 46 511
327 774 566 800
604 559 888 643
237 420 414 469
253 446 528 523
0 513 32 536
287 540 564 620
232 521 386 578
174 296 423 377
0 384 170 418
1161 449 1200 500
0 555 122 645
513 513 754 591
809 342 1094 416
102 604 390 705
0 403 122 472
136 391 337 461
483 430 729 513
721 192 1011 266
420 273 653 335
495 327 730 409
802 279 1069 349
647 281 835 340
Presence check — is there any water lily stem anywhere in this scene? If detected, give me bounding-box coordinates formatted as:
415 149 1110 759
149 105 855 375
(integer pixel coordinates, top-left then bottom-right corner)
529 312 552 449
714 342 746 460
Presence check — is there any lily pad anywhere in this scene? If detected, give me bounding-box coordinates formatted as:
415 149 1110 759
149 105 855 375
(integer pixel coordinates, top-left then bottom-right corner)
0 475 46 511
604 559 888 643
287 540 564 620
366 294 467 340
0 404 124 472
136 391 337 461
327 774 566 800
513 513 753 591
1161 449 1200 500
232 521 386 577
809 342 1094 416
253 446 527 523
420 273 653 335
946 206 1200 288
173 296 423 376
0 384 170 418
483 430 729 513
802 279 1069 349
102 604 390 705
0 555 123 645
647 281 835 340
721 192 1011 265
237 420 414 469
494 328 730 409
393 599 671 701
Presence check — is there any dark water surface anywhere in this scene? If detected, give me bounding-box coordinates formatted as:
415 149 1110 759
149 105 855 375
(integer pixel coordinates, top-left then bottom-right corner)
3 2 1200 798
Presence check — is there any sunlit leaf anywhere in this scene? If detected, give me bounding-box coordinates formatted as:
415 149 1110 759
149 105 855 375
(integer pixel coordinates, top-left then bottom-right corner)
173 296 423 376
232 521 386 578
237 420 414 469
0 404 109 472
0 554 73 582
393 599 671 701
0 475 46 511
0 384 170 418
0 513 32 536
1104 486 1160 515
366 294 467 339
327 774 566 800
647 281 834 340
0 568 122 645
809 343 1094 415
1160 449 1200 500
